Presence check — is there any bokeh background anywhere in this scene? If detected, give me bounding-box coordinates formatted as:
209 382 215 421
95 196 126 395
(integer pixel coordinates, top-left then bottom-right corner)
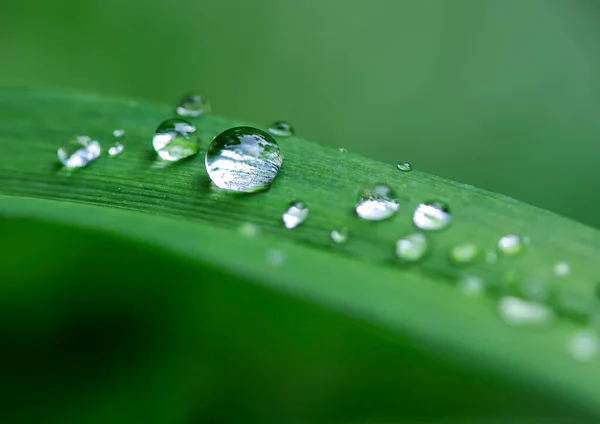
1 0 599 227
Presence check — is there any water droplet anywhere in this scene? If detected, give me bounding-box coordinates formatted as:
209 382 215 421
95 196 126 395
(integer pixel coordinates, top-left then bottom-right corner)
450 242 480 265
282 201 308 229
268 121 294 137
355 184 400 221
113 129 125 138
266 249 285 266
108 142 124 157
330 227 349 244
152 118 200 162
239 222 261 237
498 296 554 326
206 127 284 193
413 201 452 231
57 135 101 169
176 93 211 117
397 162 412 172
396 233 427 262
485 251 498 264
554 261 571 277
457 275 484 295
338 148 348 153
498 235 524 256
567 329 598 362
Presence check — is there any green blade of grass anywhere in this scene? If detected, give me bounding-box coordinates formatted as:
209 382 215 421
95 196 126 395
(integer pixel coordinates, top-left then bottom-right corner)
1 88 600 423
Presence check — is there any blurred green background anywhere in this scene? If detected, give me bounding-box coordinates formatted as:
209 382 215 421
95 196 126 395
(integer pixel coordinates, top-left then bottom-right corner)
1 0 600 227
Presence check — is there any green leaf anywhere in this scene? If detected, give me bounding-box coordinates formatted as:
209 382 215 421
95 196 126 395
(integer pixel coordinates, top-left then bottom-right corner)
1 88 599 423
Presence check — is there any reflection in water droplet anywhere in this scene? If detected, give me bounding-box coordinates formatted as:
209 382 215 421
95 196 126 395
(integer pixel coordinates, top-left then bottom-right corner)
206 127 283 193
413 201 452 231
239 222 261 237
338 148 348 153
554 261 571 277
282 201 309 229
108 142 124 156
266 249 285 266
498 296 554 326
397 162 412 172
457 275 484 295
450 243 480 265
176 93 211 117
396 233 427 262
498 235 525 256
268 121 294 137
355 185 399 221
330 227 349 244
567 329 599 362
57 136 102 169
152 118 200 161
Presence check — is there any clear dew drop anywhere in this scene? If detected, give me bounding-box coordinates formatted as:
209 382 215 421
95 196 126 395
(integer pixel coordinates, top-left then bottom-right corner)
239 222 261 237
108 142 124 157
57 135 101 169
330 227 349 244
457 275 484 296
450 242 480 265
567 329 599 362
413 201 452 231
396 233 427 262
268 121 294 137
282 201 309 229
498 234 525 256
176 93 211 117
206 126 284 193
498 296 554 326
397 162 412 172
338 147 348 153
113 129 125 138
554 261 571 277
355 184 400 221
152 118 200 162
266 249 285 266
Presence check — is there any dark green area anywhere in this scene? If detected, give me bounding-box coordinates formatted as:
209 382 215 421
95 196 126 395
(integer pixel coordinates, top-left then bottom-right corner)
1 0 600 227
1 90 600 422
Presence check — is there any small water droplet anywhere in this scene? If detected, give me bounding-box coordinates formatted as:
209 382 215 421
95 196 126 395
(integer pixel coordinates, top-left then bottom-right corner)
457 275 484 295
108 142 124 157
338 148 348 153
152 118 200 162
567 329 598 362
396 233 427 262
176 93 211 117
498 235 524 256
355 184 400 221
266 249 285 266
554 261 571 277
450 242 480 265
113 129 125 138
268 121 294 137
330 227 349 244
498 296 554 326
397 162 412 172
282 201 308 229
57 135 101 169
206 127 284 193
485 251 498 264
413 201 452 231
239 222 261 237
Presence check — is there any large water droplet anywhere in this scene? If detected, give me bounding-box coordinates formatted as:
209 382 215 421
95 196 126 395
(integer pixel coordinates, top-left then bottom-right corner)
330 227 349 244
413 201 452 231
152 118 200 162
397 162 412 172
176 93 211 117
457 275 484 296
498 296 554 326
57 136 101 169
268 121 294 137
450 242 480 265
567 329 598 362
206 127 284 193
355 184 400 221
554 261 571 277
282 201 308 229
396 233 427 262
498 235 525 256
